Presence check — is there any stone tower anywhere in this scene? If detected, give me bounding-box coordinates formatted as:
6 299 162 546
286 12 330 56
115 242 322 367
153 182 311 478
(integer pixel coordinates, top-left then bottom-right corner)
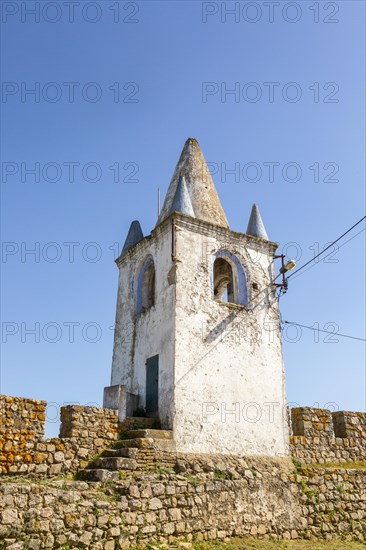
104 138 289 457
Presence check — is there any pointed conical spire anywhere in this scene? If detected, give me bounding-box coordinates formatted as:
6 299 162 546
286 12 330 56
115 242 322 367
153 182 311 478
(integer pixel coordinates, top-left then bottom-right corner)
122 220 144 254
157 138 228 228
246 204 269 240
168 173 195 217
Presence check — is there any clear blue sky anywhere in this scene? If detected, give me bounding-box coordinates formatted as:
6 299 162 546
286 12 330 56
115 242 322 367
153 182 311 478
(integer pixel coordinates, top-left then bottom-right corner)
1 1 365 436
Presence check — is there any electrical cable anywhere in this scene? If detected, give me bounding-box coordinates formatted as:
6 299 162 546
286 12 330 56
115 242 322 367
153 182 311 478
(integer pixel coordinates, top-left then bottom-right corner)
289 227 366 282
282 320 366 342
287 215 366 279
248 217 365 312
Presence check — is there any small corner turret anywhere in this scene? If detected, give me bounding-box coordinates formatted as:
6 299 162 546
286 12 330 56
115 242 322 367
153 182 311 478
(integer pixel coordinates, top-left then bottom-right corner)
246 203 269 240
121 220 144 255
168 173 195 218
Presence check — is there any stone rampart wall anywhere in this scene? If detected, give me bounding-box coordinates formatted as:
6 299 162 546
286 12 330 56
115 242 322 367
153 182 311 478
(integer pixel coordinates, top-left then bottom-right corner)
1 398 366 476
0 457 365 548
1 397 366 547
0 396 118 476
289 407 366 464
0 395 46 437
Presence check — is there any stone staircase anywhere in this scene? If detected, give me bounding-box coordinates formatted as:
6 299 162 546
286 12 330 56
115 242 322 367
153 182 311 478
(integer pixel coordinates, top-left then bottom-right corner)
78 419 175 482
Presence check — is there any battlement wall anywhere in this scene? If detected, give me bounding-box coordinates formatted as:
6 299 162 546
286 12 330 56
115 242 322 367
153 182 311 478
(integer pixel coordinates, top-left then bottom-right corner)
0 395 46 438
290 407 366 464
1 397 366 476
291 407 366 439
0 395 118 476
1 397 365 545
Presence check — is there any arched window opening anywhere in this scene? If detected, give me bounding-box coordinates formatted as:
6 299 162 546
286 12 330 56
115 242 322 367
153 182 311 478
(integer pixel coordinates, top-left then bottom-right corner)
136 256 155 314
211 250 248 306
213 258 235 303
141 263 155 310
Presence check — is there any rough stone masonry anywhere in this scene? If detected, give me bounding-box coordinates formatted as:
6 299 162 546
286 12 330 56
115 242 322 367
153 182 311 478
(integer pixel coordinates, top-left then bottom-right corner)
0 395 366 548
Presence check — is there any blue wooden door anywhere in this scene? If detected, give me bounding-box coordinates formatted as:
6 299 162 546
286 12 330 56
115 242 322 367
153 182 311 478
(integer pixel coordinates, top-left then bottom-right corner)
146 355 159 413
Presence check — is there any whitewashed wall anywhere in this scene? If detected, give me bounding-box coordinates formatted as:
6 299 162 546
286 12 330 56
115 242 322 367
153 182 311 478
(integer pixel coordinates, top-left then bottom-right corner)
172 216 289 457
111 223 176 429
111 214 289 456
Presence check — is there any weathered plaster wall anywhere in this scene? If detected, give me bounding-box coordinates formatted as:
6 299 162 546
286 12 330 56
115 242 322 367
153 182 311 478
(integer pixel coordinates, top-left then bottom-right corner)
172 215 289 456
110 222 175 429
109 213 289 455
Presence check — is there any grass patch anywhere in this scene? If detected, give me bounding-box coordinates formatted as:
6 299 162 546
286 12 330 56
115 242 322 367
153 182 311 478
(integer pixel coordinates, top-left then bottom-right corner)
182 472 202 486
192 539 365 550
213 469 233 481
155 464 174 475
307 461 366 470
292 458 303 471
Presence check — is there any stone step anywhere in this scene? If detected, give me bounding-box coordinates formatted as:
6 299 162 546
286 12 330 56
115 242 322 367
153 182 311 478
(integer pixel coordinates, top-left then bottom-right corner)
78 469 120 482
114 438 155 449
121 416 158 429
90 457 137 471
102 448 139 459
126 429 173 440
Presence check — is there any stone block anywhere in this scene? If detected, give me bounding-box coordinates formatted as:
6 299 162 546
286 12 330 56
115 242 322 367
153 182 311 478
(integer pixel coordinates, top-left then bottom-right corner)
103 385 125 411
333 411 366 439
149 497 163 510
291 408 333 437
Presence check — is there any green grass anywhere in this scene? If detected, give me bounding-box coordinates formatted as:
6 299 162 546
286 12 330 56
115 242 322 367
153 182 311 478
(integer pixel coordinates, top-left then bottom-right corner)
306 461 366 470
192 539 365 550
130 540 365 550
154 464 175 475
213 469 233 480
182 472 203 486
292 458 303 470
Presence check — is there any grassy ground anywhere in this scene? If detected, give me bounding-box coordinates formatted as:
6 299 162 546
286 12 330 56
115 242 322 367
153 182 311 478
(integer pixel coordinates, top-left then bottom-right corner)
291 458 366 471
192 539 365 550
306 461 366 470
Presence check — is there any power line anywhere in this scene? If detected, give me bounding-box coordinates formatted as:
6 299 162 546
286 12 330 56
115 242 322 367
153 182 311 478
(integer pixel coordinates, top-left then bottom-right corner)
289 227 366 282
287 215 366 279
282 320 366 342
250 216 365 309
